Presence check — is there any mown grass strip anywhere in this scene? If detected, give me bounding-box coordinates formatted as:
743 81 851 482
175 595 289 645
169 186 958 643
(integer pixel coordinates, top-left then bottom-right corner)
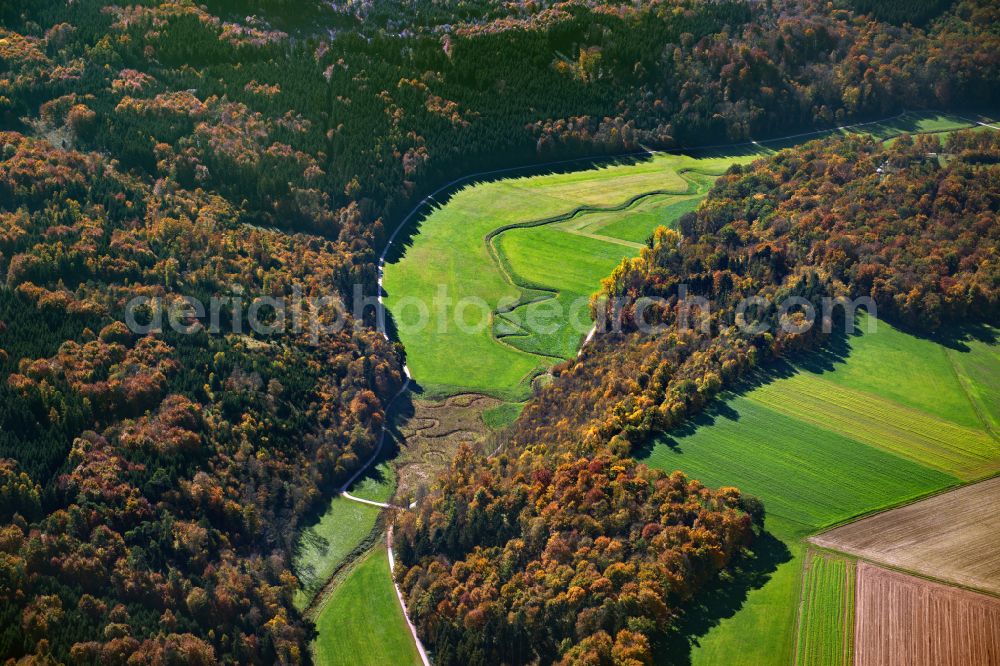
747 374 1000 480
794 550 856 666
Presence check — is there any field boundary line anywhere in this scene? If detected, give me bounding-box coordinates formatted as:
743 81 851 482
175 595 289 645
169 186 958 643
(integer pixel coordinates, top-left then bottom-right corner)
848 556 1000 602
805 480 966 537
807 469 1000 540
842 558 855 666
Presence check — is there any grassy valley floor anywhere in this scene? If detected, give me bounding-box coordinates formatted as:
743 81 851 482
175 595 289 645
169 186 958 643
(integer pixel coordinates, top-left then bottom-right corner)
312 546 423 666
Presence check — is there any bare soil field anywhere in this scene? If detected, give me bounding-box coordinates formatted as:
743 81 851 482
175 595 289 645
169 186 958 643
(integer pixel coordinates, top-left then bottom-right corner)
810 477 1000 595
854 562 1000 666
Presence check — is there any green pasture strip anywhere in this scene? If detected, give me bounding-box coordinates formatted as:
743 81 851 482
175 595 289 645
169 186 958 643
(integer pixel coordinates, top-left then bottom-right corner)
748 374 999 481
312 545 422 666
293 496 381 610
504 157 689 206
763 111 977 151
590 194 701 243
794 550 856 666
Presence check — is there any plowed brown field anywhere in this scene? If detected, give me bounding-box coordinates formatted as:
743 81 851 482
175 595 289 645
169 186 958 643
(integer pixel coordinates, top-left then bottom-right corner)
854 562 1000 666
810 476 1000 595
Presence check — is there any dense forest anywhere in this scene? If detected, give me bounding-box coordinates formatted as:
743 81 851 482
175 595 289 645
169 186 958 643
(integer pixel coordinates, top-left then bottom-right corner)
393 130 1000 663
0 0 999 663
1 0 998 236
0 132 404 663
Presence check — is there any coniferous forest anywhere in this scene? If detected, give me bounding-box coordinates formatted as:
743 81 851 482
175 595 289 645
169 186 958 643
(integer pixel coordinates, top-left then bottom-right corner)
0 0 998 664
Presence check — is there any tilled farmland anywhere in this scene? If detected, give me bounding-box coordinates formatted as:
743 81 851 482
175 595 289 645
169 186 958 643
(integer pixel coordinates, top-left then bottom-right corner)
811 477 1000 595
854 562 1000 666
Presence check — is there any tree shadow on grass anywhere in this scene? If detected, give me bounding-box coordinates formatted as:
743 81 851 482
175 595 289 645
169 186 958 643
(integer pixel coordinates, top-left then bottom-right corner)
892 318 998 353
381 152 656 266
634 322 861 456
346 435 398 496
653 531 793 665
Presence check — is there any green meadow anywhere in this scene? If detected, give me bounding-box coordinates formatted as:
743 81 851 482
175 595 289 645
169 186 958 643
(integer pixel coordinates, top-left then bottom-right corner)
640 315 1000 664
383 151 763 399
312 546 423 666
794 551 856 666
292 452 398 609
946 334 1000 436
293 496 381 610
383 111 982 400
749 374 997 481
681 541 806 666
765 111 979 151
645 395 959 538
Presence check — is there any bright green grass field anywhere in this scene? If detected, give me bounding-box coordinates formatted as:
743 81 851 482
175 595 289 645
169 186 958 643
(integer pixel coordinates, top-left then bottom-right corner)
312 546 422 666
645 396 959 539
946 334 1000 436
495 226 639 359
640 316 999 665
817 316 985 428
385 111 985 400
593 195 701 244
348 460 397 504
384 152 760 398
748 374 998 481
686 540 806 666
293 496 381 610
292 452 398 609
764 111 977 151
482 401 525 430
794 551 855 666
